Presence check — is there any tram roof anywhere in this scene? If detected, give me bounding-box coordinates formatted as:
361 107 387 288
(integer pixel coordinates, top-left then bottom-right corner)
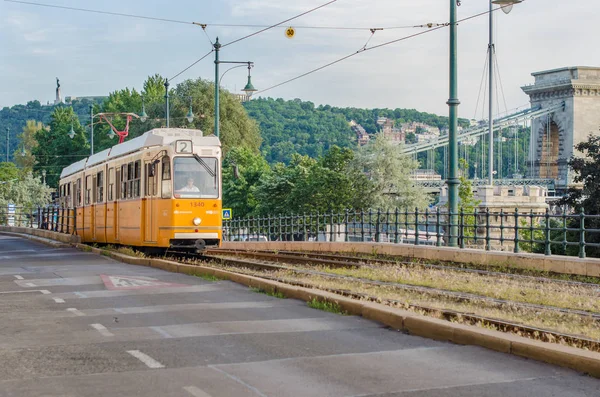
60 128 220 179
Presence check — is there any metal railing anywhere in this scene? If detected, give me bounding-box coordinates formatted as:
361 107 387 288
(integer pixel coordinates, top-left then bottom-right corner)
224 208 600 259
0 206 76 235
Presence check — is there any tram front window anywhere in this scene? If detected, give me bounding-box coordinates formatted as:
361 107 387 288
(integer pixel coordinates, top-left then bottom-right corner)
173 157 219 198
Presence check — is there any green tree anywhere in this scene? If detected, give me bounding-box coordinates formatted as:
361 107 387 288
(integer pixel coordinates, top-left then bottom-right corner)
559 133 600 257
32 107 88 187
222 147 270 218
14 120 42 171
349 133 429 210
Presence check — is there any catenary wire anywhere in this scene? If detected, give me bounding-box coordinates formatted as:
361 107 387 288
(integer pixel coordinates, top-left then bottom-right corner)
4 0 441 32
222 0 339 47
169 50 214 82
256 7 497 95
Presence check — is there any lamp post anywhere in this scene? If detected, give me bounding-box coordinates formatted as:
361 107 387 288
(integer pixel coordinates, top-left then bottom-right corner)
213 37 256 138
165 80 170 128
488 0 523 186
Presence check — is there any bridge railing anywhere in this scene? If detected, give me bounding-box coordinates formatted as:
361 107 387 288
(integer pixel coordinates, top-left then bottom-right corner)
224 208 600 259
0 206 76 235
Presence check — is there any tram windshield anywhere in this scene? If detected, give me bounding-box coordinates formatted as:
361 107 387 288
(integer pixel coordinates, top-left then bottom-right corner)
173 156 219 198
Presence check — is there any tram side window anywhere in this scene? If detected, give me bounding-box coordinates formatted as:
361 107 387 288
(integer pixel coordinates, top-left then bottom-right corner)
67 183 71 207
161 156 172 199
146 163 157 197
108 168 114 201
76 178 82 206
120 165 128 199
127 162 134 199
85 175 92 205
96 171 104 203
133 160 141 198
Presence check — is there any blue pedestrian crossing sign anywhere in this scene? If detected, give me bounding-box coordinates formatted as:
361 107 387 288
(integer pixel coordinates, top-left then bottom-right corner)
222 208 232 220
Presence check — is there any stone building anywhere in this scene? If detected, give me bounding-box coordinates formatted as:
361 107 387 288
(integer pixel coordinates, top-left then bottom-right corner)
521 66 600 190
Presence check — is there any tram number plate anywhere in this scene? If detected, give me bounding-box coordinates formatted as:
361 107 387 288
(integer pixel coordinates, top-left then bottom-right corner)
175 140 193 153
191 202 205 208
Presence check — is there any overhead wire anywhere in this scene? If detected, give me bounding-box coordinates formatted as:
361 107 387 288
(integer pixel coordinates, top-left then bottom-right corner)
4 0 439 32
221 0 339 48
168 50 213 82
256 7 498 95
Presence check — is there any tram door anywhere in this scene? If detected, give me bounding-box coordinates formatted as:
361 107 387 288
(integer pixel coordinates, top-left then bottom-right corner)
144 161 158 242
91 174 97 241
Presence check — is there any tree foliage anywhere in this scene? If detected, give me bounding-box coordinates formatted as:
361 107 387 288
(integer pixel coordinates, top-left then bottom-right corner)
349 134 429 211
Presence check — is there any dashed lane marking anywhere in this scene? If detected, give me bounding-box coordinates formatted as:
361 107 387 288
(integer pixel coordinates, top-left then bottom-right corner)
74 292 88 298
0 290 49 295
183 386 214 397
53 298 65 303
66 308 85 316
40 290 51 294
126 350 165 369
150 326 174 339
24 282 36 287
13 275 24 280
90 323 114 337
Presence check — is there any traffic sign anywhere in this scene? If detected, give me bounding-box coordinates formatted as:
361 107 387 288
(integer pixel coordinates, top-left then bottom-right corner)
285 27 295 39
222 208 232 220
100 275 188 290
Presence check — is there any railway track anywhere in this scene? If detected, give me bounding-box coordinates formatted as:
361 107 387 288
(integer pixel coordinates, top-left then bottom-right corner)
202 253 600 321
187 250 600 352
205 248 600 289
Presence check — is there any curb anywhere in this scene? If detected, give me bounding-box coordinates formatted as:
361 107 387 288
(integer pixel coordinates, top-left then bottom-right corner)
0 231 71 248
10 232 599 378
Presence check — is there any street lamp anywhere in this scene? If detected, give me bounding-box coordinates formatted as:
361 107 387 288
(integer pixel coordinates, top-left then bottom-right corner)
213 37 256 138
68 118 75 139
186 97 195 123
139 96 148 122
487 0 523 186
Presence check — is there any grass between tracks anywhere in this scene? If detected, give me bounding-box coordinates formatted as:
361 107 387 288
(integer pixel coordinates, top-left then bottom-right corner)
317 264 600 313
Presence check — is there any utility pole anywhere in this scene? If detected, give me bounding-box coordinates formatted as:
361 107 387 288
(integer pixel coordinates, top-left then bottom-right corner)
164 79 170 128
214 38 221 138
488 0 495 186
447 0 460 247
5 127 9 163
90 105 94 155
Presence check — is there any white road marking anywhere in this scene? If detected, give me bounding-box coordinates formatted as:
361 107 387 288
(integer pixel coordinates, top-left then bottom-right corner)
0 290 47 295
40 290 51 294
209 366 268 397
74 292 88 298
126 350 165 369
24 282 36 287
66 308 85 316
150 326 173 339
90 323 114 337
183 386 214 397
53 298 65 303
14 275 24 280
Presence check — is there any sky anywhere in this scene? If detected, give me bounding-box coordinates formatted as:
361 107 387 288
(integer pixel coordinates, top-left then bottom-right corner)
1 0 599 119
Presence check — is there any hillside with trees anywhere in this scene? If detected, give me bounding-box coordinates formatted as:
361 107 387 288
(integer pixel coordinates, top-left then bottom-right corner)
244 97 471 164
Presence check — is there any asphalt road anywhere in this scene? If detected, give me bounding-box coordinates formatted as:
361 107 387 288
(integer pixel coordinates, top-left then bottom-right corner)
0 234 597 396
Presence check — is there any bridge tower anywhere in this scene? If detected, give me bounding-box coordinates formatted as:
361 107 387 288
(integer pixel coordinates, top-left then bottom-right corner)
522 67 600 192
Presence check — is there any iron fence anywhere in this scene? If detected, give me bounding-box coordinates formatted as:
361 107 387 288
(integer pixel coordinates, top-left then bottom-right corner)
0 206 76 235
224 208 600 259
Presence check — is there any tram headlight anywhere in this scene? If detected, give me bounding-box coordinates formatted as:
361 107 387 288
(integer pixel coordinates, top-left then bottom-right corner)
193 217 202 226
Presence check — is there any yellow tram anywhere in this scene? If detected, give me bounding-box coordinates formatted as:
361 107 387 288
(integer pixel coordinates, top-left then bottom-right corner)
58 128 222 253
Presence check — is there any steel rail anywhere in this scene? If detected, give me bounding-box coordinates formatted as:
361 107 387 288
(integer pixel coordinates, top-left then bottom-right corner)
203 254 600 321
194 255 600 352
205 248 600 290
